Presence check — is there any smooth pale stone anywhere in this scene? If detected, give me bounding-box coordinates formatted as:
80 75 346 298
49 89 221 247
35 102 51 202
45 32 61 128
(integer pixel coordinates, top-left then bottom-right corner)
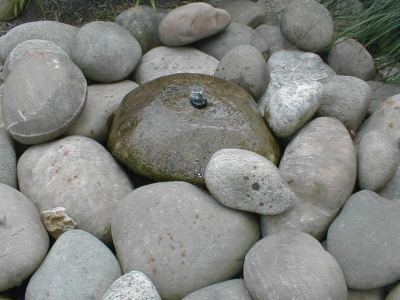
214 45 270 100
132 46 219 84
182 279 253 300
280 0 334 52
260 117 357 240
358 130 400 192
17 135 134 245
0 20 78 64
327 38 375 81
255 24 297 53
327 190 400 290
71 21 142 83
205 148 295 214
347 288 385 300
64 80 138 143
101 271 161 300
244 230 347 300
379 164 400 200
111 181 260 300
0 183 49 292
256 0 293 26
264 79 323 138
158 3 231 46
218 1 266 28
366 81 400 116
0 127 17 188
2 52 87 145
25 230 122 300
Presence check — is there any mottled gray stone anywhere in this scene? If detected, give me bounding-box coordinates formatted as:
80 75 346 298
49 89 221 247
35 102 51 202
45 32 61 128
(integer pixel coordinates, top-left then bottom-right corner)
205 148 295 214
71 21 142 83
379 163 400 200
327 190 400 290
0 127 17 188
17 135 134 245
111 181 260 300
255 24 297 53
347 288 385 300
0 183 49 292
256 0 293 26
366 81 400 116
244 230 347 300
219 1 266 28
25 230 121 300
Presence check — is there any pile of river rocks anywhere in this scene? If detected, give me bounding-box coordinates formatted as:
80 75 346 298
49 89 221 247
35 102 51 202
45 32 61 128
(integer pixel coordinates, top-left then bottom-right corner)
0 1 400 299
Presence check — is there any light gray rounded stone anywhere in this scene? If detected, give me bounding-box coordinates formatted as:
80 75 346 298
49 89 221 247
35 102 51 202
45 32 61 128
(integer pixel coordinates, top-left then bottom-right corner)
244 229 347 300
17 135 134 245
111 181 260 300
0 20 78 64
25 229 122 300
379 163 400 200
385 282 400 300
366 81 400 116
347 288 385 300
101 271 161 300
132 46 219 84
327 190 400 290
158 2 231 46
2 52 87 145
255 24 297 53
214 45 270 100
358 130 400 192
64 80 138 143
0 127 17 188
327 38 375 81
280 0 334 52
181 279 253 300
205 148 295 214
0 183 49 292
219 1 266 28
260 117 357 240
264 79 323 138
71 21 142 83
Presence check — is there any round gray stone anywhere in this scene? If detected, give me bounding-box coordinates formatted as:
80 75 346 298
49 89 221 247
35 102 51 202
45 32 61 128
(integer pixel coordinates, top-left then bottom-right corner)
255 24 297 54
111 181 260 300
379 163 400 200
0 127 17 188
25 229 122 300
218 1 266 28
347 289 385 300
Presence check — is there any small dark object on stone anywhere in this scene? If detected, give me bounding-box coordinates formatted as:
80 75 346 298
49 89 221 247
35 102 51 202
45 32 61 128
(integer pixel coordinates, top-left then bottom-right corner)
190 86 207 109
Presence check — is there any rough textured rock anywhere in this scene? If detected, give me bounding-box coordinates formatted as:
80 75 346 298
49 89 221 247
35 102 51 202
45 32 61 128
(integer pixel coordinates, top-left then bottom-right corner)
71 21 142 83
114 5 169 54
264 79 323 138
158 2 231 46
327 190 400 290
112 181 260 300
214 45 270 100
0 127 17 188
25 230 121 300
205 148 295 214
260 117 357 240
244 230 347 300
219 1 266 28
101 271 161 300
2 52 87 145
358 130 400 192
379 163 400 200
17 135 134 245
40 207 77 239
317 75 372 131
108 73 280 188
366 81 400 116
280 0 334 52
0 183 49 292
255 24 297 53
132 46 219 84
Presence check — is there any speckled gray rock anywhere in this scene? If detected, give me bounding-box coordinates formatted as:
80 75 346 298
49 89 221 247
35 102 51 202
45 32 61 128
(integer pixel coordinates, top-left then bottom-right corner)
17 135 133 245
358 130 400 192
182 279 253 300
257 50 336 116
219 1 266 28
255 24 297 53
132 46 219 84
260 117 357 240
214 45 270 100
64 80 138 143
347 289 385 300
0 20 78 64
327 190 400 290
114 5 169 54
205 148 295 214
256 0 292 26
0 127 17 188
379 163 400 200
111 181 260 300
158 3 231 46
385 282 400 300
244 230 347 300
195 22 270 61
71 21 142 83
264 79 323 138
366 81 400 116
25 230 121 300
0 183 49 292
316 75 372 131
2 52 87 144
327 38 375 81
101 271 161 300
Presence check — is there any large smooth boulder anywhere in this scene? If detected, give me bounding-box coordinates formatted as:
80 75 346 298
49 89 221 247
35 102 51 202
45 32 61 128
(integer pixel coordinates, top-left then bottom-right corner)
111 181 260 300
108 73 280 188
